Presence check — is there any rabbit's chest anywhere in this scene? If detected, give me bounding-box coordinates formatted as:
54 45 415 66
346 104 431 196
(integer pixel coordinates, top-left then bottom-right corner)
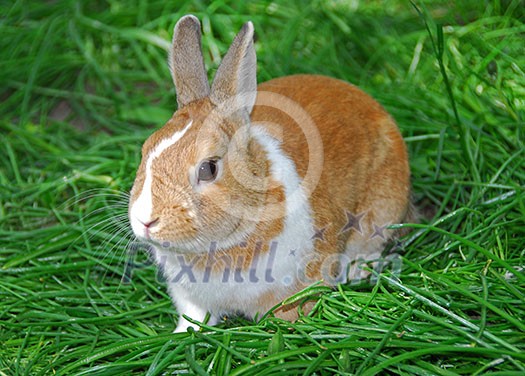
157 237 307 312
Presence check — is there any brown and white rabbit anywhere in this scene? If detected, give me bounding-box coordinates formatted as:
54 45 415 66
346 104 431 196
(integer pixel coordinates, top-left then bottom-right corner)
128 15 412 332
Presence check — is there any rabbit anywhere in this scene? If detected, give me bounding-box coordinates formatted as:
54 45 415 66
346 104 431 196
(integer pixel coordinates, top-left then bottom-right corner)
128 15 413 332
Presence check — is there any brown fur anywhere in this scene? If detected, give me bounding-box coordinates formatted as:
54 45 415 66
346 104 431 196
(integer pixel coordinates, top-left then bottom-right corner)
252 75 411 280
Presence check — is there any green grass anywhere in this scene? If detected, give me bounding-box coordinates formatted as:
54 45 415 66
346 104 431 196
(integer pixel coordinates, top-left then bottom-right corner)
1 0 524 374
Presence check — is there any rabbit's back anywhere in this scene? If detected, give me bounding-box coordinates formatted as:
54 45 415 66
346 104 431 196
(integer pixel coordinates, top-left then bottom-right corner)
252 74 411 265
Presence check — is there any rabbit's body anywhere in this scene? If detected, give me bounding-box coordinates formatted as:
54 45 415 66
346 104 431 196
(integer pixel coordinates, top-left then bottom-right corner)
129 16 411 332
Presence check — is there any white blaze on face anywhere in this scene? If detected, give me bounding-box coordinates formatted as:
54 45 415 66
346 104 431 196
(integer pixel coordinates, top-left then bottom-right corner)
130 120 193 238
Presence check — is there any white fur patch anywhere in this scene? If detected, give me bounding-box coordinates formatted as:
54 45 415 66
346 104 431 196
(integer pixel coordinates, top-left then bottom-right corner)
130 120 193 238
155 124 316 328
248 124 317 292
170 290 218 332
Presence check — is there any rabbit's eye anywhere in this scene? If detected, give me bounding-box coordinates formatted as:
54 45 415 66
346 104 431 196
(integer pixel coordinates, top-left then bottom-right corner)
197 159 219 183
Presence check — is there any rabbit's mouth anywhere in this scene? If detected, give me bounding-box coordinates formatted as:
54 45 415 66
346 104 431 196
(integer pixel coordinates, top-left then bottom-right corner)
141 216 254 256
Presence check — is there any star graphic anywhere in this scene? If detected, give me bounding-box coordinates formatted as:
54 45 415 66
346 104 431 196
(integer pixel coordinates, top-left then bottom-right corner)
340 210 365 234
311 226 328 241
388 239 404 253
371 223 388 240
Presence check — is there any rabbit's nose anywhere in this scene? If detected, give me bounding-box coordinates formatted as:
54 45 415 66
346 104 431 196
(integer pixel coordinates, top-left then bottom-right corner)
136 217 160 240
141 218 159 228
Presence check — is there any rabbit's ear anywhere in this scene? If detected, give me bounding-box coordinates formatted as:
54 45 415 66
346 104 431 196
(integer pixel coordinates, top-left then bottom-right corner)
169 15 210 108
210 22 257 116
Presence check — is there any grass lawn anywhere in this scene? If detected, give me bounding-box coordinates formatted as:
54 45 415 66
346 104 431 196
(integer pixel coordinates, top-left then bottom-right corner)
1 0 524 374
